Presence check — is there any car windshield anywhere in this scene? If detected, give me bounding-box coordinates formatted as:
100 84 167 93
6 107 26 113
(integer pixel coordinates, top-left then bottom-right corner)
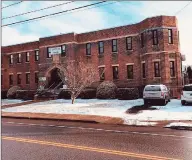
145 86 161 91
183 86 192 91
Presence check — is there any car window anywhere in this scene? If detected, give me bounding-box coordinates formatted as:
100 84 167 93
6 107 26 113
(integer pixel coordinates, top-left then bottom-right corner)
183 86 192 91
145 86 161 91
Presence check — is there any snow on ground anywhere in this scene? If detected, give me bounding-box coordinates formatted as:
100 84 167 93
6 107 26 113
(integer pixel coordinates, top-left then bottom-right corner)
1 99 26 106
2 99 143 117
2 98 192 126
165 122 192 128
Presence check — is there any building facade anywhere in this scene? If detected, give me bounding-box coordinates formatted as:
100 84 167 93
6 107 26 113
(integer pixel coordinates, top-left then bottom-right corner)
1 16 184 97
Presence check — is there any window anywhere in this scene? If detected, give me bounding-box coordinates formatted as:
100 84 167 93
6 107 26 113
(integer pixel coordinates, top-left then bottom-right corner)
9 55 13 64
127 65 133 79
9 74 13 86
17 53 21 63
26 52 29 62
99 67 105 80
35 72 39 84
17 74 21 85
112 66 119 80
112 39 117 52
35 50 39 61
141 33 144 47
26 73 30 84
152 30 158 45
170 61 175 77
61 45 66 57
86 43 91 55
47 48 52 58
168 29 173 44
98 41 104 54
142 63 146 78
154 62 160 77
126 37 132 50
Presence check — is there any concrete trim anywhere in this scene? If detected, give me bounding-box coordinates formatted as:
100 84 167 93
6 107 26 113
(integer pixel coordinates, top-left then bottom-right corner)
25 72 30 74
40 42 77 48
5 49 38 55
9 73 13 75
152 59 160 62
17 72 22 74
141 61 145 63
112 64 119 67
98 65 105 68
169 58 175 61
126 63 134 65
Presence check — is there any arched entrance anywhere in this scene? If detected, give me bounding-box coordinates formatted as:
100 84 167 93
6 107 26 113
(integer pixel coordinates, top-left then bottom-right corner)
46 68 63 89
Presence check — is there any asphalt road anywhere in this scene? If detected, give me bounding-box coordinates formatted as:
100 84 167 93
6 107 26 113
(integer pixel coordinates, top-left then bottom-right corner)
2 118 192 160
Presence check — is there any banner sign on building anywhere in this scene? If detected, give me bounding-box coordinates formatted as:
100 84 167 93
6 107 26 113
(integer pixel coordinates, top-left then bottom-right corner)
39 77 46 81
50 46 62 55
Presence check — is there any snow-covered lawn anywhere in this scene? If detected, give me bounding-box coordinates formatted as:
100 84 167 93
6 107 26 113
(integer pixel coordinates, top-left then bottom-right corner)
1 99 27 106
2 99 192 126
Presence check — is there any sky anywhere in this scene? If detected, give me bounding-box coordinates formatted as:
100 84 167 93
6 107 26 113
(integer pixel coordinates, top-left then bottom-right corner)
1 1 192 65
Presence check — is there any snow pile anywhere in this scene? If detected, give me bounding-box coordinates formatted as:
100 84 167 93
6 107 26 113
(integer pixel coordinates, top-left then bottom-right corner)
165 122 192 128
1 99 25 106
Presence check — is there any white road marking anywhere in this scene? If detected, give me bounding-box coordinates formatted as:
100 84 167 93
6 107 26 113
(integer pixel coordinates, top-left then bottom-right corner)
4 121 192 139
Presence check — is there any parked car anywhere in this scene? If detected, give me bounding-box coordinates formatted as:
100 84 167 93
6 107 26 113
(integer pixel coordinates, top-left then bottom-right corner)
181 84 192 105
143 84 170 105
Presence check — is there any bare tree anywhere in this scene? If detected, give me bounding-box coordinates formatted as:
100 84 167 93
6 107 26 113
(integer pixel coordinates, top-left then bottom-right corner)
58 60 99 104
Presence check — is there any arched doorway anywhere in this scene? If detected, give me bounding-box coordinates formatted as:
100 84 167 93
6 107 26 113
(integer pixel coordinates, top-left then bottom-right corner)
48 68 63 89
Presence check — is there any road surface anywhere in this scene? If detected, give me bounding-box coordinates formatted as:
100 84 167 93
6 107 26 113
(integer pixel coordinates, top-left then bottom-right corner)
2 118 192 160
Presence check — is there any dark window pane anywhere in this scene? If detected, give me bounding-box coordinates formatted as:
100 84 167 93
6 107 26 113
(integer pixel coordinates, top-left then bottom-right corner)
112 66 119 79
35 50 39 61
126 37 132 50
154 62 160 77
112 39 117 52
127 65 133 79
99 67 105 80
86 43 91 55
170 61 175 77
168 29 173 44
61 45 66 57
9 75 13 85
26 73 30 84
98 41 104 54
142 63 146 78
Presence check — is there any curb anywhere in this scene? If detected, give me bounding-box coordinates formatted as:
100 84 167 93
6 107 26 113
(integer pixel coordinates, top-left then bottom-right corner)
1 112 124 125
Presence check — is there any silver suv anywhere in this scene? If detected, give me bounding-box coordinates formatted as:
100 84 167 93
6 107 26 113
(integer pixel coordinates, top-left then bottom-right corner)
181 84 192 105
143 84 170 105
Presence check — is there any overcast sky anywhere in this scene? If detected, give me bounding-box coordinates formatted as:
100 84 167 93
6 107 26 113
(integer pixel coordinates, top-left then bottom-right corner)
2 1 192 65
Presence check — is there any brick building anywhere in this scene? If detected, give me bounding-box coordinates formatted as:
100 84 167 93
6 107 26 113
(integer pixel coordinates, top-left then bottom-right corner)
1 15 184 97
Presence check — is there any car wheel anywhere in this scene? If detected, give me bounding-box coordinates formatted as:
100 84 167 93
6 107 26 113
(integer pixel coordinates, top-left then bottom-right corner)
162 99 166 106
181 100 186 105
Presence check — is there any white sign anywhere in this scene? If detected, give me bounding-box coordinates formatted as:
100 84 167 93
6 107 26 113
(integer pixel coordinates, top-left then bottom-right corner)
62 85 67 89
39 77 46 81
50 47 61 55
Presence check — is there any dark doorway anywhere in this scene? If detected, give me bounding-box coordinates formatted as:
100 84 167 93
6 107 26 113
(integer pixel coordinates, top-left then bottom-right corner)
48 68 63 89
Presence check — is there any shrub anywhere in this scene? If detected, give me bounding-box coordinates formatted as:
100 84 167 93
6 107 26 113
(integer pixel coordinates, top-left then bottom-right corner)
58 89 71 99
16 90 35 100
79 88 96 99
7 86 21 99
117 88 139 100
96 81 117 99
1 90 8 99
